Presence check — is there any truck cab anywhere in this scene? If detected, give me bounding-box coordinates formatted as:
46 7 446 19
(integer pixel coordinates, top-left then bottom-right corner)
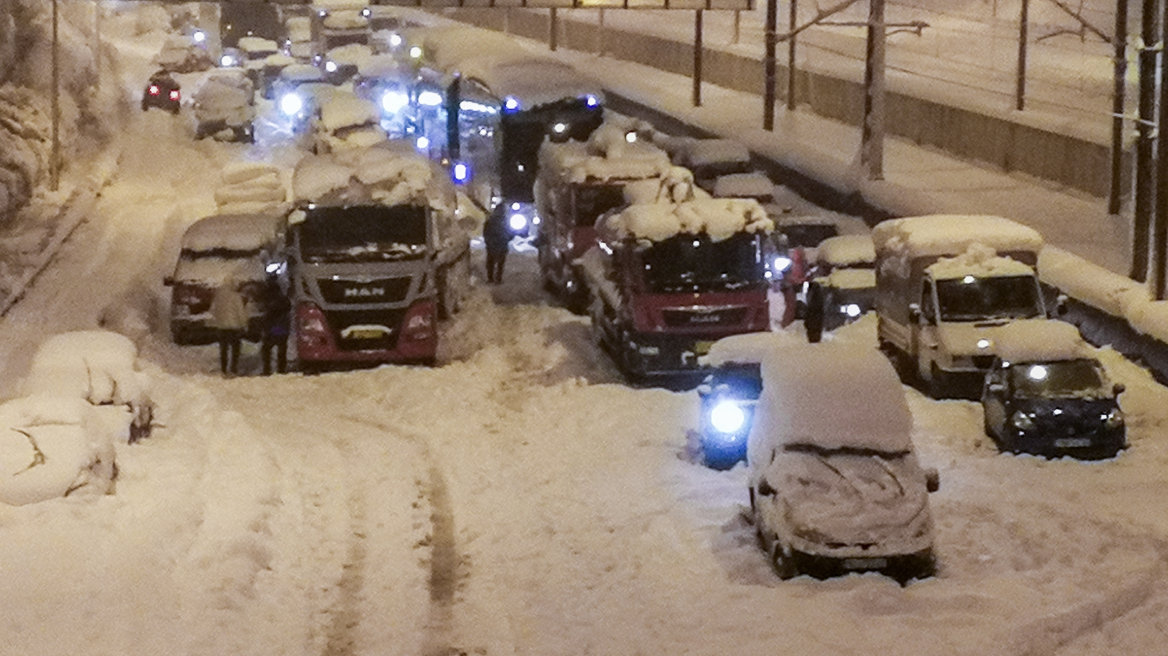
535 123 675 311
873 215 1048 398
581 196 773 381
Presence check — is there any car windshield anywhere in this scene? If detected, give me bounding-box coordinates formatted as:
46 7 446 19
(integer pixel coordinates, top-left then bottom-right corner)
781 223 838 248
299 205 428 263
1008 359 1108 399
935 275 1043 322
639 232 766 293
572 184 626 227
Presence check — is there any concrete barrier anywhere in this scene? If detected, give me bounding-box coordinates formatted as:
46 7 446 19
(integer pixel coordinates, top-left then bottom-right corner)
446 8 1125 199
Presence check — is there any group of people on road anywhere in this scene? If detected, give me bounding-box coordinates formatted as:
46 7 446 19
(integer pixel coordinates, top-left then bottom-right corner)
208 274 291 376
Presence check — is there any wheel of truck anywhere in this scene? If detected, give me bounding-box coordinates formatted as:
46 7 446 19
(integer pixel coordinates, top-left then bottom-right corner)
770 542 798 580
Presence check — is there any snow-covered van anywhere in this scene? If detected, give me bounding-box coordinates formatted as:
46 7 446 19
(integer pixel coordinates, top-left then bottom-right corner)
581 188 772 380
804 234 877 340
287 143 471 369
166 212 286 345
534 122 675 310
192 68 256 142
873 215 1049 398
748 342 938 582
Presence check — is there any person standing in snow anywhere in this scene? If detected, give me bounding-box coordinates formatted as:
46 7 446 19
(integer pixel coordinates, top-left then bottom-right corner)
483 204 512 284
209 274 250 375
260 275 291 375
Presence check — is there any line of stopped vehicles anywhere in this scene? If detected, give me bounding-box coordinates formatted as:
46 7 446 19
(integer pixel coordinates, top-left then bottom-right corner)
148 8 1127 585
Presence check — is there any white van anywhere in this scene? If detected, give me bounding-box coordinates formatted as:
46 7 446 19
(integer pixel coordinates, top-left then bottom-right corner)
747 343 938 583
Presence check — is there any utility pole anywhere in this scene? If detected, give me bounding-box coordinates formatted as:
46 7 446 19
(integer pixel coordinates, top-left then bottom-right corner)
787 0 798 110
1015 0 1029 110
1109 0 1129 216
1154 0 1168 299
859 0 886 181
763 0 778 130
51 0 60 192
1132 0 1158 281
549 8 558 52
693 10 703 107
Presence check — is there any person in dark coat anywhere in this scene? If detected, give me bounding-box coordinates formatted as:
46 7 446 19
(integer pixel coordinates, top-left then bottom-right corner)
261 275 291 375
483 205 513 284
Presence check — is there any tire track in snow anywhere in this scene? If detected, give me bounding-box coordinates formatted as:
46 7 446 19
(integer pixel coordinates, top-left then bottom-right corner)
323 428 368 656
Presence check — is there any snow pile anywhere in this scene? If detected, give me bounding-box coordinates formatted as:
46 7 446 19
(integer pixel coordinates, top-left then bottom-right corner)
711 172 774 200
873 214 1044 260
823 267 876 290
214 162 287 216
22 331 152 410
319 93 380 132
817 234 875 267
605 197 772 242
0 395 116 506
292 143 454 213
324 9 369 30
680 139 750 167
539 123 673 185
287 16 312 42
238 37 279 58
622 167 702 205
193 70 254 124
358 54 408 79
993 319 1091 363
0 86 50 218
751 342 914 453
702 330 802 367
326 43 374 67
927 243 1038 280
280 63 326 83
181 211 284 254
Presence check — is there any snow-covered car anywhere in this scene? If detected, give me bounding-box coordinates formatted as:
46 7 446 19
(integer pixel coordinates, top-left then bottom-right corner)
322 43 374 84
803 234 877 341
273 64 339 134
982 320 1126 459
0 395 117 506
748 342 939 583
284 16 316 61
312 93 387 154
193 68 256 142
22 330 155 444
155 33 213 73
710 171 776 203
141 71 181 114
165 212 287 344
675 139 756 194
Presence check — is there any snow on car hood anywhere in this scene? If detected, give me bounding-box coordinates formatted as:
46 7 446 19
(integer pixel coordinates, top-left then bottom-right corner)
778 448 933 552
935 318 1053 358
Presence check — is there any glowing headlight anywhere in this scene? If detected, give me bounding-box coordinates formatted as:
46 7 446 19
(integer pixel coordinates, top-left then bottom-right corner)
417 90 443 106
843 303 862 318
977 338 992 350
325 60 338 73
192 30 206 44
415 136 430 150
361 7 371 16
279 93 304 116
625 131 637 143
409 45 422 59
585 94 599 107
508 213 528 231
389 33 403 47
220 54 236 67
381 90 408 113
1011 410 1036 431
1102 408 1125 428
552 122 568 134
452 162 469 183
710 401 747 434
773 256 792 272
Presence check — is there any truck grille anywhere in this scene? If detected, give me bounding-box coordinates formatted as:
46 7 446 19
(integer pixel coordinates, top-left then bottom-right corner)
662 306 749 328
318 276 412 304
325 308 406 351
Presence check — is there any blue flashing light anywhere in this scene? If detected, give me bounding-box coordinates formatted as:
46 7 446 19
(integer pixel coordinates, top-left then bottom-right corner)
709 401 747 434
381 90 408 114
417 90 443 107
503 96 520 112
452 162 470 184
416 136 430 150
584 94 599 108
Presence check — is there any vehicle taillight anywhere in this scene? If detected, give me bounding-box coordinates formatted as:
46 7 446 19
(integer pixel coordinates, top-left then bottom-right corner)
296 302 331 349
149 85 160 95
169 90 180 101
402 301 435 341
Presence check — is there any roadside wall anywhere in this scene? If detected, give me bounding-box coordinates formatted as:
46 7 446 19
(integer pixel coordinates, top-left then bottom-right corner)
445 8 1123 199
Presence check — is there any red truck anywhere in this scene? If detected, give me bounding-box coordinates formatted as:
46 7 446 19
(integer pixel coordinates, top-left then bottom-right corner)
579 194 773 381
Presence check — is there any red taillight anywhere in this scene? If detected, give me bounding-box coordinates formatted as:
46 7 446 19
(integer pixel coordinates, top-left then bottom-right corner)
149 85 160 95
169 90 180 101
296 302 329 338
401 301 435 341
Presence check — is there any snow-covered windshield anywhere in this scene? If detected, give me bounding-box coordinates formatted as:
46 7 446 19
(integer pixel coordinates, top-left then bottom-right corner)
638 232 765 293
935 275 1043 322
781 223 839 248
299 205 428 263
1009 359 1108 399
572 183 626 227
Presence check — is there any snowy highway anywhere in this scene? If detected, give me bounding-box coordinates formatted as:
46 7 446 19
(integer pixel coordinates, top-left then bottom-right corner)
5 10 1168 656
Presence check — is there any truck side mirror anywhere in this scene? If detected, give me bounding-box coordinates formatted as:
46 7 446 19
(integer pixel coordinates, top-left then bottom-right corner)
987 381 1006 395
925 468 941 493
1113 383 1126 396
757 478 776 497
1056 293 1068 316
908 303 922 323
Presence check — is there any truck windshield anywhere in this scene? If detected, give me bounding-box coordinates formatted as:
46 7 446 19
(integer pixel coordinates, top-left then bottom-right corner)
1009 359 1108 399
572 184 626 227
639 232 765 293
299 205 428 263
934 275 1042 322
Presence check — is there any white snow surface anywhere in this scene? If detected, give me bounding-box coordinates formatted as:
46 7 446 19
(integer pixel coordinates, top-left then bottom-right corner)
605 196 772 242
711 171 774 200
873 214 1045 259
540 123 673 185
680 138 751 167
320 93 380 132
22 330 150 409
326 43 374 66
179 213 284 254
993 319 1093 363
817 234 876 267
823 267 876 290
927 244 1041 280
193 69 255 124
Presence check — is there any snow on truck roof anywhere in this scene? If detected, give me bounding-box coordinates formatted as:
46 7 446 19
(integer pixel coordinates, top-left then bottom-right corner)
753 343 914 453
926 244 1039 279
540 124 673 184
292 142 455 211
993 320 1092 364
604 197 772 243
181 213 283 253
872 214 1043 259
816 234 875 266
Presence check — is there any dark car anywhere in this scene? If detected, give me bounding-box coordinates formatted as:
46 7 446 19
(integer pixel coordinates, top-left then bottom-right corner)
142 72 181 114
696 361 762 470
981 322 1126 460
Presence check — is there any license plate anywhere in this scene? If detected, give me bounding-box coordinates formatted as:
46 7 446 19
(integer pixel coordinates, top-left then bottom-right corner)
1055 437 1092 448
694 341 714 356
842 558 887 570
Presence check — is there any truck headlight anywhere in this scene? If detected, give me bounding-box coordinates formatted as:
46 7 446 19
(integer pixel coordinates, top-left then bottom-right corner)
709 401 747 434
381 90 408 113
773 256 792 272
1102 408 1125 429
1011 410 1036 431
842 303 861 318
279 93 303 117
509 213 528 232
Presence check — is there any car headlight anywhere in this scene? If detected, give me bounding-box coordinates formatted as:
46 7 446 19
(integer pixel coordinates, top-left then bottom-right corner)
508 213 528 232
773 256 792 272
381 90 408 114
324 60 338 73
1102 408 1125 429
279 93 303 116
1011 410 1036 431
709 401 747 434
842 303 862 318
220 54 236 67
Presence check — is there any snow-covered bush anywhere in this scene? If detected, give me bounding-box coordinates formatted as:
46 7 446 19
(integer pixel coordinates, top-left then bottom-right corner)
0 85 50 218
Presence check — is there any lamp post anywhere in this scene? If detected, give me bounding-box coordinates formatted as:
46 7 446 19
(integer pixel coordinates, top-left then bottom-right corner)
51 0 60 192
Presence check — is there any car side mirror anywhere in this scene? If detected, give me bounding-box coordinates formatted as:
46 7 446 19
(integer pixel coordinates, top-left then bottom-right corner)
908 303 922 323
1113 383 1126 396
987 382 1006 395
163 276 174 286
925 468 941 493
757 478 776 497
